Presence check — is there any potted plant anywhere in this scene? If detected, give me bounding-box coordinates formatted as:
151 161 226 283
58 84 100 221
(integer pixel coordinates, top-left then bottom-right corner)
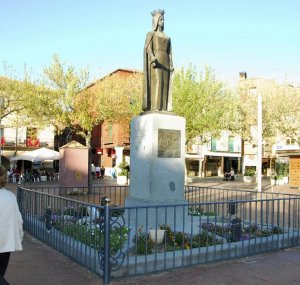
276 175 285 185
116 161 129 185
149 229 165 244
243 168 256 183
276 162 289 185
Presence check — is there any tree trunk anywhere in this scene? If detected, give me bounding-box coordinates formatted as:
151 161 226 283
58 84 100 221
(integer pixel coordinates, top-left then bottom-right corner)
85 132 92 193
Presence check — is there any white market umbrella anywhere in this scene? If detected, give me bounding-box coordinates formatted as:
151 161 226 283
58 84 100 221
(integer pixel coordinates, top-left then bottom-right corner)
10 147 60 162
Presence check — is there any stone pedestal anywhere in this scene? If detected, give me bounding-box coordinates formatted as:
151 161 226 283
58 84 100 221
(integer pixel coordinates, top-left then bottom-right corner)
126 112 186 206
125 112 189 230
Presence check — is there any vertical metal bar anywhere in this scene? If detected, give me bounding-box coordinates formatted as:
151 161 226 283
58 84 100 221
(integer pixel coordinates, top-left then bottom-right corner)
145 207 149 273
288 198 291 247
283 198 286 248
154 206 158 271
103 198 111 285
271 198 275 250
247 200 252 256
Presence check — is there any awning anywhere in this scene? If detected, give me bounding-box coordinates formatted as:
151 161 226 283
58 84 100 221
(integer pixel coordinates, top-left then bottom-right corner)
10 147 60 162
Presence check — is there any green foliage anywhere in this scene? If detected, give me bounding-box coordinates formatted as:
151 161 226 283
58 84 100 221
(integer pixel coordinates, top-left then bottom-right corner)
237 81 300 146
172 65 237 144
42 54 91 135
188 207 215 216
244 168 256 176
133 227 154 255
117 161 129 176
158 224 221 252
0 74 38 127
275 162 289 177
253 226 284 237
203 222 284 241
119 169 128 176
89 72 143 142
192 231 222 248
55 222 128 252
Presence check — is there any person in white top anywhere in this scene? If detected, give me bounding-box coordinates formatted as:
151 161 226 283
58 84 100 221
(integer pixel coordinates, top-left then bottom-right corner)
230 167 235 181
95 165 100 179
0 165 23 278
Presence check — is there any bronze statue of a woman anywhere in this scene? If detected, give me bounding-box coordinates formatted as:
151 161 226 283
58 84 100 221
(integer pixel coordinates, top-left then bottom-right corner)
143 10 173 112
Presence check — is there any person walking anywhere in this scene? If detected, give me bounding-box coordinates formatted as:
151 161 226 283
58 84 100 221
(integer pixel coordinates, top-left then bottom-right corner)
100 165 105 178
230 167 235 181
0 165 24 280
95 165 100 179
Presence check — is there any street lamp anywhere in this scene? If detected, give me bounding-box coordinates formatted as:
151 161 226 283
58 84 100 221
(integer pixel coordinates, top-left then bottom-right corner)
249 88 262 192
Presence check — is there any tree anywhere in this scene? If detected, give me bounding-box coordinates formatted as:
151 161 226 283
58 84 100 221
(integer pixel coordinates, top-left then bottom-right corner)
172 65 237 145
237 79 300 146
41 54 90 135
41 58 143 187
83 71 142 144
0 76 27 124
271 84 300 145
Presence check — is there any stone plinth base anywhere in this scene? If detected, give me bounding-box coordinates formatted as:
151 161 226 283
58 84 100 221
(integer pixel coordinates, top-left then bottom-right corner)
127 112 186 205
125 196 189 229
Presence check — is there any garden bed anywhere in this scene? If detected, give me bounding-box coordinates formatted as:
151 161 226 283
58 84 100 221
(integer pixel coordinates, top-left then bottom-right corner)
23 210 300 277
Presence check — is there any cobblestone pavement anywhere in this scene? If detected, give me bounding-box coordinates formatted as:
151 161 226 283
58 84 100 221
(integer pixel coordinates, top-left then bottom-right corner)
4 177 300 285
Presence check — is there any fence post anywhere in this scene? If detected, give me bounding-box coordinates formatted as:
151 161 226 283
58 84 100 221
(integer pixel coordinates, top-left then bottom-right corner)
103 197 111 285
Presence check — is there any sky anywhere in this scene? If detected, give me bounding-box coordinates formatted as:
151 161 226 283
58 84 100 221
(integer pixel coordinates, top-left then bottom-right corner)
1 0 300 86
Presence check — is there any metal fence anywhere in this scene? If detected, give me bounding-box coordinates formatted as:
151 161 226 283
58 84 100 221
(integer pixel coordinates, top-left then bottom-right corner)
25 184 299 206
26 185 130 206
17 185 300 284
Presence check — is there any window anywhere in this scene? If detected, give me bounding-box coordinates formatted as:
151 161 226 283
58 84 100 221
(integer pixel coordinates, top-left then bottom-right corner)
228 136 234 152
286 138 295 145
211 138 216 151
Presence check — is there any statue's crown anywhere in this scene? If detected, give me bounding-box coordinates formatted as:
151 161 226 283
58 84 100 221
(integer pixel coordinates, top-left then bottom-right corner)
151 9 164 17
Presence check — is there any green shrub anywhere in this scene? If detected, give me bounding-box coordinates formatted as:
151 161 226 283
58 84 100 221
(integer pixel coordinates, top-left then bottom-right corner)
133 227 154 255
188 207 215 216
276 162 289 177
118 168 128 176
244 168 256 176
117 161 129 176
58 223 128 251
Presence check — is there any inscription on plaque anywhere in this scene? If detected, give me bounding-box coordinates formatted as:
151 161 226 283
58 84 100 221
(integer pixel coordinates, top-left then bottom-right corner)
158 129 181 158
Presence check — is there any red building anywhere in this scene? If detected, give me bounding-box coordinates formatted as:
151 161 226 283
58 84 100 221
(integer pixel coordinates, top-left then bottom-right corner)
87 69 142 168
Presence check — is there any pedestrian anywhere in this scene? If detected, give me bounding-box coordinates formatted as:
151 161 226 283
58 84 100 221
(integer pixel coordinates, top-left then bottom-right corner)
230 167 235 181
0 165 24 280
6 169 11 183
100 165 105 178
95 165 100 179
91 164 96 179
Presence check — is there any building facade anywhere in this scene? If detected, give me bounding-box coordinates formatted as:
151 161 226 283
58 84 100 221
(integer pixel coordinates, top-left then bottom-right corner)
85 69 142 169
186 131 242 178
0 123 55 171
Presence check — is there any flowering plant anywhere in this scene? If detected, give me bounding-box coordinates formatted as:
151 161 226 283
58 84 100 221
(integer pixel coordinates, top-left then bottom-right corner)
133 226 154 255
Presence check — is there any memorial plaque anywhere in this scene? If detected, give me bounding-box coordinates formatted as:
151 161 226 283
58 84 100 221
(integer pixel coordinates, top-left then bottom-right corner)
158 129 181 158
